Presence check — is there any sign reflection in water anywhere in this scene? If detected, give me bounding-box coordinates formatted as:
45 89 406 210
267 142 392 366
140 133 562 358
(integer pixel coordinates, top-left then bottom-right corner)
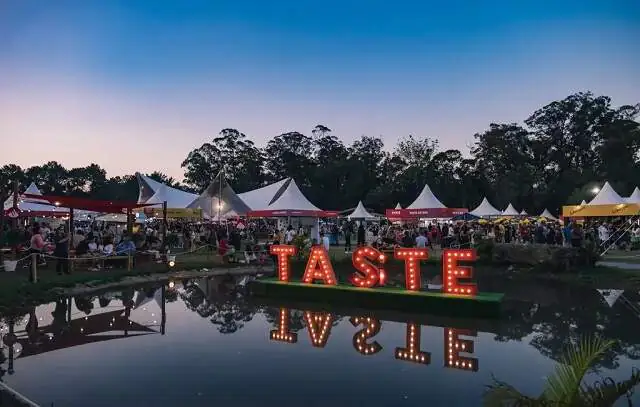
269 308 478 372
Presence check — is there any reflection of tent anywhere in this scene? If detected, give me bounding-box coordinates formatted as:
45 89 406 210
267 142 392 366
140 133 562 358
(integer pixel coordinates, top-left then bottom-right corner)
470 198 501 217
407 184 446 209
347 201 377 219
3 182 70 217
626 187 640 204
597 289 625 307
188 171 251 218
502 203 519 216
589 182 625 205
134 288 164 309
539 209 557 220
237 178 289 211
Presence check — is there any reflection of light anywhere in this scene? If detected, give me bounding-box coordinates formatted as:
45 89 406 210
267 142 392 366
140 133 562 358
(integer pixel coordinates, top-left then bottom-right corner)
304 312 333 348
395 323 430 365
168 281 175 289
270 308 297 343
168 255 176 268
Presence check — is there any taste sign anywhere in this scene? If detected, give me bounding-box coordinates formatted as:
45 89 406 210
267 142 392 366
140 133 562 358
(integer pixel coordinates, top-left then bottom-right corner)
270 308 479 372
270 245 478 295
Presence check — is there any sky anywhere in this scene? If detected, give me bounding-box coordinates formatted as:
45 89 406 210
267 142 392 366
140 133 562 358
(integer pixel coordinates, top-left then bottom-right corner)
0 0 639 180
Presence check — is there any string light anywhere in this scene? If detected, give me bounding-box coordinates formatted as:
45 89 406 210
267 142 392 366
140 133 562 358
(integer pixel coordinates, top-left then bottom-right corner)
350 247 387 288
270 308 298 343
302 246 337 285
442 249 477 296
394 323 430 365
304 311 333 348
349 316 382 355
270 245 297 282
444 328 478 371
394 248 429 291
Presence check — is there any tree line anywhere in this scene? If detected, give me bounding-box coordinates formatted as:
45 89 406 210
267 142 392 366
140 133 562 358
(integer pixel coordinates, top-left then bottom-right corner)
1 92 639 214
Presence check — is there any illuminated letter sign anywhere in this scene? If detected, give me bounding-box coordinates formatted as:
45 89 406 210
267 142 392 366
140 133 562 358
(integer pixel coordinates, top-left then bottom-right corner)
270 308 297 343
443 249 477 296
350 316 382 355
304 312 333 348
394 248 429 291
270 245 297 282
350 247 387 288
394 323 430 365
302 246 337 285
444 328 478 371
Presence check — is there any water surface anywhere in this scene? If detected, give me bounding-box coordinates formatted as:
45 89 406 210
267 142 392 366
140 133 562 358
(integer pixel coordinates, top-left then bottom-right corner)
0 277 639 406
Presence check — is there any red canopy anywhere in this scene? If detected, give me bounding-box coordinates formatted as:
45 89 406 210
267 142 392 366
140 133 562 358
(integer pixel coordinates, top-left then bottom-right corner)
23 194 153 214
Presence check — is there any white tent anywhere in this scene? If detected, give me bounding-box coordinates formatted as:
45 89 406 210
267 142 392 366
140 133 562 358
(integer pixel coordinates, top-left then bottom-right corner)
520 210 528 216
539 209 557 220
407 184 446 209
589 182 625 205
394 203 402 209
237 178 289 210
470 198 501 217
580 200 588 206
625 187 640 204
347 201 377 219
187 171 251 218
264 179 321 212
3 182 70 216
502 203 519 216
145 184 199 209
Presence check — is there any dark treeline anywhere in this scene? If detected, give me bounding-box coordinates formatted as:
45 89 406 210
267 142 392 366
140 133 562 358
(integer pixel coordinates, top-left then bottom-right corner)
1 92 639 214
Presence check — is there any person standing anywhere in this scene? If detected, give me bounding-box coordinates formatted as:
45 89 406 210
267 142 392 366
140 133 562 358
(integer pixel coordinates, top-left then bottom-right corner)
343 221 353 253
53 227 70 275
320 232 330 252
357 222 366 247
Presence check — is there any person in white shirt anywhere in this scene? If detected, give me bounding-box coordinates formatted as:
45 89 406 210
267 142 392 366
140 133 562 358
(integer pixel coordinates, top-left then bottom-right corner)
285 227 296 244
320 232 330 252
415 231 428 248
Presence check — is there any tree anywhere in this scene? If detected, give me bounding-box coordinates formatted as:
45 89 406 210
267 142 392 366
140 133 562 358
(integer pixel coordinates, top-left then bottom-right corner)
264 131 315 187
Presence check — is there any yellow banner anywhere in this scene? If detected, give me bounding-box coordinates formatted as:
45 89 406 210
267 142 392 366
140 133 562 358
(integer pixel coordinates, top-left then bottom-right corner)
562 203 640 217
141 208 203 219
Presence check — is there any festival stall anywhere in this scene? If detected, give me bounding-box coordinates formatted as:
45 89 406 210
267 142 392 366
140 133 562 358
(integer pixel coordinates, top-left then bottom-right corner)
187 171 251 220
346 201 377 220
3 182 70 218
470 197 501 218
626 187 640 204
237 178 290 211
385 184 467 221
520 210 528 216
562 182 640 218
539 209 558 221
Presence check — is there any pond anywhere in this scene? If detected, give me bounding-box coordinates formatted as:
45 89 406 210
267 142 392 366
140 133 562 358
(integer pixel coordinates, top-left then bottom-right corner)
0 276 639 406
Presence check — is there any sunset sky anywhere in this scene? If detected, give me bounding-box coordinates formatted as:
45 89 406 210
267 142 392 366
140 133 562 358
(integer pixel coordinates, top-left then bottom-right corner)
1 0 638 180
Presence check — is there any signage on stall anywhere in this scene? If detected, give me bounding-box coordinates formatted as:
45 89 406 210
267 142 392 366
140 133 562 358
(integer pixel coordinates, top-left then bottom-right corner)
270 245 478 296
385 208 469 219
142 208 203 219
269 308 478 371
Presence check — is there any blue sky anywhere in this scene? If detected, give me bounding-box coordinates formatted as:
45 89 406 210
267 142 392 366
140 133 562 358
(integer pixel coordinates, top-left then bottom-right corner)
0 0 638 179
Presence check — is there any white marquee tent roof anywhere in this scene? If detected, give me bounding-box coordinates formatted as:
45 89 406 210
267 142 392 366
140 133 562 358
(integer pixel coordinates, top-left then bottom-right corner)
407 184 446 209
145 184 199 209
589 182 625 205
580 200 588 206
237 178 289 210
395 203 402 209
265 179 321 212
540 209 557 220
502 203 519 216
520 209 528 216
347 201 377 219
470 198 501 217
4 182 70 215
625 187 640 204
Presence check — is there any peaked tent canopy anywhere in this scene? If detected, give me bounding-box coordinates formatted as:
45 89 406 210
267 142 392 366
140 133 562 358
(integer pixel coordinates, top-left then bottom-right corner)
4 182 70 217
588 182 625 205
187 171 251 218
502 203 520 216
625 187 640 204
136 173 199 207
580 200 588 206
407 184 446 209
520 210 528 216
237 178 289 210
347 201 377 219
247 179 335 217
539 209 557 220
394 203 402 209
470 198 501 217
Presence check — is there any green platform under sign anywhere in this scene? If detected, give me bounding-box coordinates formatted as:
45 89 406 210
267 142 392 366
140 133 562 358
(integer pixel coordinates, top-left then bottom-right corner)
249 279 504 319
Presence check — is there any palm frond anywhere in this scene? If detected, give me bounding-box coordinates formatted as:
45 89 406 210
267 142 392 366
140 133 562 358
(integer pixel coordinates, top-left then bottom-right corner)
580 368 640 407
541 336 615 404
483 377 538 406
